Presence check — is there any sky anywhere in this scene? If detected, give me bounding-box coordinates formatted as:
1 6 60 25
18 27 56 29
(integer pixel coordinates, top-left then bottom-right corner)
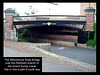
3 3 80 17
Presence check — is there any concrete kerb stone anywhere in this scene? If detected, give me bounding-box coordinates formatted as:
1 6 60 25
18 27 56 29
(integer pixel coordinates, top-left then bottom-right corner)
29 46 96 72
77 43 96 49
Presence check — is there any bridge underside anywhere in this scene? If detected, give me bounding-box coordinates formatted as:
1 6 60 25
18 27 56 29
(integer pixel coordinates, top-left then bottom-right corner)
28 25 79 43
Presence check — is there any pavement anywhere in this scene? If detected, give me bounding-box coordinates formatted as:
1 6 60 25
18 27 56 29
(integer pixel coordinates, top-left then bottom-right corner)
50 45 96 65
4 47 31 57
42 58 84 72
4 47 84 72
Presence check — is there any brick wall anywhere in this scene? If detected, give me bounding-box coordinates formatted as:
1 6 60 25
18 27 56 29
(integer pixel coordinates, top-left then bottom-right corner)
30 38 75 47
38 34 78 40
4 15 13 40
5 15 13 30
30 30 78 46
4 13 16 41
86 14 94 31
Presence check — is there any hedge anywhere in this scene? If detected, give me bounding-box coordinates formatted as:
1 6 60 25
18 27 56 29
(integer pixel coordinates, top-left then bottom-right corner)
86 23 96 47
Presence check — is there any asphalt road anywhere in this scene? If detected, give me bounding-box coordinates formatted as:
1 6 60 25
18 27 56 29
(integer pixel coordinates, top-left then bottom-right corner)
4 47 84 72
50 45 96 65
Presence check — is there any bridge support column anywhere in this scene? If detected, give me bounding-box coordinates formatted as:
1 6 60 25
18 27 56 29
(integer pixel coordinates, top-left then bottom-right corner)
85 7 95 31
4 8 18 41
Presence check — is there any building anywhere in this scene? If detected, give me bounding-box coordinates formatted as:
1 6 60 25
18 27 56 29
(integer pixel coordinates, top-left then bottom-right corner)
25 3 58 15
80 2 96 23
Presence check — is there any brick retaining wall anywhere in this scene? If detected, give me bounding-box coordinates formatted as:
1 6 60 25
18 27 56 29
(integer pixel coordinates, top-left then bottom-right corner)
29 29 78 47
30 37 75 47
39 34 78 40
31 31 78 42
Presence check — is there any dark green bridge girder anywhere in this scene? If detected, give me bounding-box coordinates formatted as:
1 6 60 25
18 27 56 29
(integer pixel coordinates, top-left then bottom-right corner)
13 15 86 31
13 20 86 31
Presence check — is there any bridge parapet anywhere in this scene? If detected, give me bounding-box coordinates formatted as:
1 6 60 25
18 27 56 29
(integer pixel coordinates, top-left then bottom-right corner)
14 15 86 21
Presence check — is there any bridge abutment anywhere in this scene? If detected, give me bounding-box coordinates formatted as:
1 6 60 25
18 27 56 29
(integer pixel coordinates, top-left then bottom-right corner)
85 7 95 31
4 8 18 41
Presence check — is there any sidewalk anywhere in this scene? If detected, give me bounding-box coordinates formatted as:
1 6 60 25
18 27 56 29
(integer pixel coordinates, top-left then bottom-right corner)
4 47 83 72
4 40 96 72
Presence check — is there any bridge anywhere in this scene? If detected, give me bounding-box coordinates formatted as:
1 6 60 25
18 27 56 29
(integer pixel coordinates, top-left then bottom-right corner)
13 15 86 31
4 8 95 46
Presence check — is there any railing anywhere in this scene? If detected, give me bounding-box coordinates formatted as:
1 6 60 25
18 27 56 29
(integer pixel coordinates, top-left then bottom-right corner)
14 15 86 21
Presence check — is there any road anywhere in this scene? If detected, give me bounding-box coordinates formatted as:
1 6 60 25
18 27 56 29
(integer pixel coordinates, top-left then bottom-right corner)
4 47 84 72
50 45 96 65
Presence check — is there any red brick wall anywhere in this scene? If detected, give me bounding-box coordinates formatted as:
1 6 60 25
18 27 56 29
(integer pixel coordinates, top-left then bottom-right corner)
5 15 13 30
4 23 13 30
86 14 94 31
5 15 13 23
31 31 78 43
55 30 78 33
39 34 77 40
4 15 14 40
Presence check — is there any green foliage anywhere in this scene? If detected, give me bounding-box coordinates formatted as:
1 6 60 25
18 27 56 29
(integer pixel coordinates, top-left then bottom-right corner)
22 29 29 37
93 23 96 33
86 23 96 47
18 34 29 39
14 8 20 16
14 8 22 20
88 30 90 40
92 23 96 47
14 13 22 20
14 13 20 16
18 29 29 40
86 40 93 46
15 17 22 20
